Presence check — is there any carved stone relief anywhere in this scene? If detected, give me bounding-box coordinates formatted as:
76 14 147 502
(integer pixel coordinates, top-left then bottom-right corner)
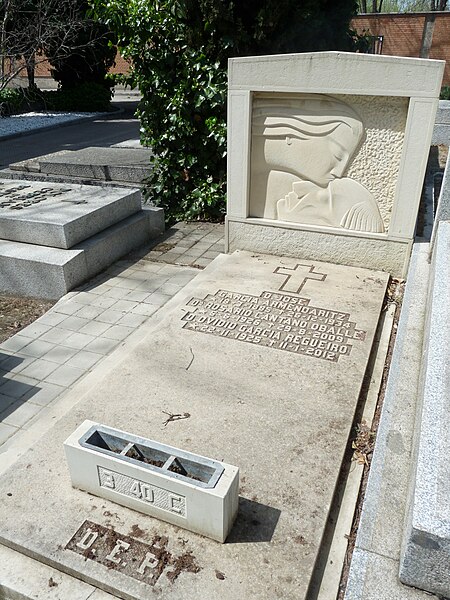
249 94 386 234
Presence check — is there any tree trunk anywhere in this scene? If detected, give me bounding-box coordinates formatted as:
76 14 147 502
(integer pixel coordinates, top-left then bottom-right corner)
25 53 37 89
419 13 436 58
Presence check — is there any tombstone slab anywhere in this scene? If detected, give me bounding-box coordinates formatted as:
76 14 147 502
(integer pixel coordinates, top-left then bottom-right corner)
0 208 164 299
0 179 142 249
0 251 388 599
37 147 153 184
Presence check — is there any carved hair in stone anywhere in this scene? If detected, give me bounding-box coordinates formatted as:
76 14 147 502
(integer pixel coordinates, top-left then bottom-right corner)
250 94 384 233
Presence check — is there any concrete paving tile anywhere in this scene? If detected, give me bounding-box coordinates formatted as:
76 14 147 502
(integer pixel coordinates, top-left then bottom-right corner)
90 296 117 309
182 249 204 259
95 309 124 324
123 290 151 302
172 244 194 253
52 301 85 316
39 327 69 344
45 364 84 387
203 250 221 259
113 278 142 291
19 322 52 338
34 311 67 327
63 332 96 350
102 285 128 298
127 269 153 281
0 375 40 400
19 339 55 358
83 283 114 295
160 252 182 262
110 299 138 312
69 292 98 306
166 271 198 285
0 354 35 375
146 292 172 306
134 280 161 293
42 345 78 365
0 422 18 444
158 283 183 296
75 305 105 319
78 321 111 336
0 334 35 353
101 325 134 341
131 304 159 317
116 312 148 327
192 257 211 268
84 337 119 355
22 382 65 406
145 250 163 258
66 351 103 370
2 400 42 428
58 315 91 332
191 241 212 250
20 359 59 380
0 393 17 413
134 261 165 272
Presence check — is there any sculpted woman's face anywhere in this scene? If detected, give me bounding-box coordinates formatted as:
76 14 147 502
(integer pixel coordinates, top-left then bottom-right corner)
263 123 358 187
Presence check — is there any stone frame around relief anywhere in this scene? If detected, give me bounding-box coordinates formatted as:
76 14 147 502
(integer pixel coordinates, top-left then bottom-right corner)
225 52 444 277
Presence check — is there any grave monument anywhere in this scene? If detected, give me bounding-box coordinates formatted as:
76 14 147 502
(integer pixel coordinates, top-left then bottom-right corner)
226 52 444 277
0 52 443 599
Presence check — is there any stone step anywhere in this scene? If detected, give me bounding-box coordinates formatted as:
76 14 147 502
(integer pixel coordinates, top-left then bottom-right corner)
0 251 388 599
36 147 153 184
0 179 142 249
0 206 164 299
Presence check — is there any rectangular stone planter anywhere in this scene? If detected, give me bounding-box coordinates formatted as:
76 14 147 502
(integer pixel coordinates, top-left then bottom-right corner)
64 420 239 543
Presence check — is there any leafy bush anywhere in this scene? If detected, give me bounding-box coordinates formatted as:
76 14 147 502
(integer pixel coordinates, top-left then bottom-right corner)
47 0 117 92
0 88 26 116
92 0 359 223
41 83 112 112
440 86 450 100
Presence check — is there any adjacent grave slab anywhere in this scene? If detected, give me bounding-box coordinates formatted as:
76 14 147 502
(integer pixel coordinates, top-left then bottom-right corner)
226 52 444 277
400 221 450 597
0 208 164 299
0 179 141 249
38 147 153 184
0 251 388 599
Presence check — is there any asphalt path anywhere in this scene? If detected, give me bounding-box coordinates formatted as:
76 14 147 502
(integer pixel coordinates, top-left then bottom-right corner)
0 97 140 169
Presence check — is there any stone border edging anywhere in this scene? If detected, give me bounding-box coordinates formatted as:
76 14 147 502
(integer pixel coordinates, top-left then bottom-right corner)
399 221 450 597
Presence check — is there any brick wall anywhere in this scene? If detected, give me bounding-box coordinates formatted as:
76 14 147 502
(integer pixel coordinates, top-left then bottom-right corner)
6 50 131 82
352 12 450 85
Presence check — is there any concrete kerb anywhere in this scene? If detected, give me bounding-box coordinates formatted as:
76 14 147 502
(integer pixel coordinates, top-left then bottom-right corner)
344 241 437 600
399 221 450 597
0 107 124 143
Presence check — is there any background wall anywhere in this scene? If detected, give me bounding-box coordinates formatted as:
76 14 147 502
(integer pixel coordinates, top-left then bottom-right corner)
352 12 450 84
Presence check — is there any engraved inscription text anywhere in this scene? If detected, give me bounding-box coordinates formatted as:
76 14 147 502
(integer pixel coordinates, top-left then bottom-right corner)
182 290 366 362
98 466 186 517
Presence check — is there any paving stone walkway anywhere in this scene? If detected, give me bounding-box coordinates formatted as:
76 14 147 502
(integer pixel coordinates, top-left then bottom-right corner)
0 221 224 447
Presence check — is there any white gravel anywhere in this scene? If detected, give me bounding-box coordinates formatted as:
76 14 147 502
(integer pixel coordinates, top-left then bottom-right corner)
0 111 101 139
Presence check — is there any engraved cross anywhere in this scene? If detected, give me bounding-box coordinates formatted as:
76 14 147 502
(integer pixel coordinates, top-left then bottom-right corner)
274 263 327 294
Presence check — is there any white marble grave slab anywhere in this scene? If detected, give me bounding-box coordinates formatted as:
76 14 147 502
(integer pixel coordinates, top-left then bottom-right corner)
0 251 388 600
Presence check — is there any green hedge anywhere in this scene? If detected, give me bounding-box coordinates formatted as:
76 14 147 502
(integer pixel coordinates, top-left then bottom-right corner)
91 0 360 224
41 83 112 112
